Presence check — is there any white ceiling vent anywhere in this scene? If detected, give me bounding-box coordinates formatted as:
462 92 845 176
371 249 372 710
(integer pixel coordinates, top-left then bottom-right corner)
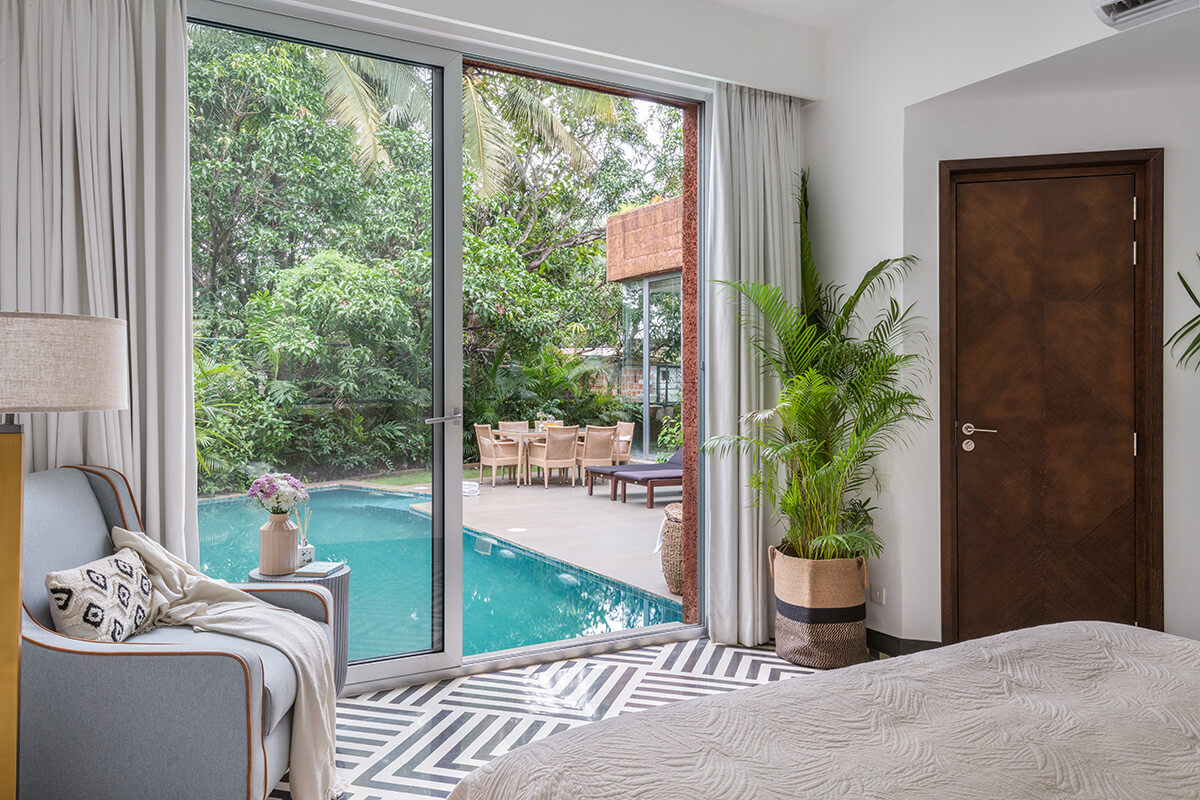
1093 0 1200 29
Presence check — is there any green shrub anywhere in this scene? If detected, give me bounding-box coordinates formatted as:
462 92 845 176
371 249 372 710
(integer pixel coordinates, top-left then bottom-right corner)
656 407 683 459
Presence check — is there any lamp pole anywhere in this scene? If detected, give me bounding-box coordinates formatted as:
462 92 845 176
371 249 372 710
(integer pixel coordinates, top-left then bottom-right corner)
0 414 22 798
0 311 130 799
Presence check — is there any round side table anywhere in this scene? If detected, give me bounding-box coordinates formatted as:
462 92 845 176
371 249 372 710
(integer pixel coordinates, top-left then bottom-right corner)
249 565 351 693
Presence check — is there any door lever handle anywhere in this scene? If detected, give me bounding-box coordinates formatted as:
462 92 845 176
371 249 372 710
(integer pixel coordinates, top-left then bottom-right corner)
962 423 997 435
424 412 463 426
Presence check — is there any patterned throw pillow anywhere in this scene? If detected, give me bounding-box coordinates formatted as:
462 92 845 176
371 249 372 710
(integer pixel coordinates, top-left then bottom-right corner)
44 548 156 643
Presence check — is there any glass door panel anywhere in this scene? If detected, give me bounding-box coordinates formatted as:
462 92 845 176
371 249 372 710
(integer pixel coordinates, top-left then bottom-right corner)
647 275 683 458
188 5 463 682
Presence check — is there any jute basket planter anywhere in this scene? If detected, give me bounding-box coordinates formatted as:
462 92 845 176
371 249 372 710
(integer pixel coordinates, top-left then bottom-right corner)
769 545 869 669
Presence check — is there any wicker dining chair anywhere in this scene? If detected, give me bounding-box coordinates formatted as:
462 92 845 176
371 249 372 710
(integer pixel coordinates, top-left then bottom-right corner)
575 425 618 482
527 426 579 488
474 423 522 486
497 420 529 432
613 420 635 466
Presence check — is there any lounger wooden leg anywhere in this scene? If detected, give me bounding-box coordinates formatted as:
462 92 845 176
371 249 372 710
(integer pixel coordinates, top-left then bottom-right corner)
587 472 593 495
621 480 627 503
647 483 654 508
610 477 618 501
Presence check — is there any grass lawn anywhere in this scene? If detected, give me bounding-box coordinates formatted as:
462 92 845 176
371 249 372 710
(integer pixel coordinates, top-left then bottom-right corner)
370 469 434 486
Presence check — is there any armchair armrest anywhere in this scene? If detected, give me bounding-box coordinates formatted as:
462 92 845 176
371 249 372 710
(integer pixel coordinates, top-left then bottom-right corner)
233 582 333 624
20 620 266 800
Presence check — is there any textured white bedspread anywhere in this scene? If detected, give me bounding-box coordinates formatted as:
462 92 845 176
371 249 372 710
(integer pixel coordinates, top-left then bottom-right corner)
449 622 1200 800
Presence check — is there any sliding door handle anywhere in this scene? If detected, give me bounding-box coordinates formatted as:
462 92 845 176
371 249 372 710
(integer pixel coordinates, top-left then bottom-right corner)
424 412 463 426
961 422 997 435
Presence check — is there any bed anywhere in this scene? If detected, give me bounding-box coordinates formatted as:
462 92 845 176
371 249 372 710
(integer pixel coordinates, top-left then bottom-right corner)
448 621 1200 800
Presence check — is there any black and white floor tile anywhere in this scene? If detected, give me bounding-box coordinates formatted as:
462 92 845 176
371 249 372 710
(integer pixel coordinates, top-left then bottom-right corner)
271 638 814 800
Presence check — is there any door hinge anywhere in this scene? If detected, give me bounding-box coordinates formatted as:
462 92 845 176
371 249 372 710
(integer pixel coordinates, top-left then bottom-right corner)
1133 240 1138 266
1133 432 1138 457
1133 195 1138 221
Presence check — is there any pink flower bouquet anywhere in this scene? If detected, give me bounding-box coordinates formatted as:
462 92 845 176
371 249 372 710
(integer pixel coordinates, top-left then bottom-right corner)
247 472 310 515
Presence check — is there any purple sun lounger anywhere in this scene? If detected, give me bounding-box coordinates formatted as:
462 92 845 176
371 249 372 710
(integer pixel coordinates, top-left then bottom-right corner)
585 450 683 507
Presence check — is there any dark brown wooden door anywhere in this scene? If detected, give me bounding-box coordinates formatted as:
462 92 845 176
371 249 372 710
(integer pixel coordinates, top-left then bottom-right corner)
950 170 1141 641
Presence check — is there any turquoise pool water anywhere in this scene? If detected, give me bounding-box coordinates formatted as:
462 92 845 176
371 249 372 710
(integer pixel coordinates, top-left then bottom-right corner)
198 487 681 660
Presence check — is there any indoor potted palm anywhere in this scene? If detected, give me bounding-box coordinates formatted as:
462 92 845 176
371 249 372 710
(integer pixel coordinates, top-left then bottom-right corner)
706 176 929 667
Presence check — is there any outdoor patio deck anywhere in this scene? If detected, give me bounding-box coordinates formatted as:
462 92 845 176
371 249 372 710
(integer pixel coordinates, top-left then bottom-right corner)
353 473 683 602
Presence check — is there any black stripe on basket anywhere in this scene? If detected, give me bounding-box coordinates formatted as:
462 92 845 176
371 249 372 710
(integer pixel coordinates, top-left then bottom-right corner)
776 599 866 624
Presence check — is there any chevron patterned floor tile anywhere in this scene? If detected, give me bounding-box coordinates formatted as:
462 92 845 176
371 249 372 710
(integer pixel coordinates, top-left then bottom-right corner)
269 638 813 800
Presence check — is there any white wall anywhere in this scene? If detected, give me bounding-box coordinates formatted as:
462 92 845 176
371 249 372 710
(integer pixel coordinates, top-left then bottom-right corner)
901 80 1200 643
275 0 826 99
802 0 1116 641
806 0 1112 285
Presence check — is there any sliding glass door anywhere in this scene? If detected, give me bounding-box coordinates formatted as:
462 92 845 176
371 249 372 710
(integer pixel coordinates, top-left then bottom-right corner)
188 1 705 689
188 2 464 681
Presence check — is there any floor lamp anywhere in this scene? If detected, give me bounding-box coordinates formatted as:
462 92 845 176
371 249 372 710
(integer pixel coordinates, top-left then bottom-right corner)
0 312 129 798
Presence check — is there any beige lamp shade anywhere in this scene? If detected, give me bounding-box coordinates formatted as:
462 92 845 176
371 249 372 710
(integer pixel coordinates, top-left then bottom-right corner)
0 312 129 412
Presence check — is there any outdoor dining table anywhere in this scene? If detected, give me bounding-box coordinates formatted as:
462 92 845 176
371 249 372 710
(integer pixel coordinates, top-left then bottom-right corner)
493 427 548 485
494 426 604 485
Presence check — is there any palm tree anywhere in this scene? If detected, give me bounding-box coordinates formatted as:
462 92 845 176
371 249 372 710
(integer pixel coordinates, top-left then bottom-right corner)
321 54 617 193
703 178 929 560
518 345 595 402
1166 254 1200 368
186 23 616 192
193 347 245 474
704 282 929 560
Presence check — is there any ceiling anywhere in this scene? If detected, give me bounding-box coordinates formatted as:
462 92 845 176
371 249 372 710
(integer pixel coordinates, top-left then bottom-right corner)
706 0 890 29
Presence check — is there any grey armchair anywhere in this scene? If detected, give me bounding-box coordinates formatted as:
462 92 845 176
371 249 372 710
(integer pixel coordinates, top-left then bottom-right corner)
19 466 335 800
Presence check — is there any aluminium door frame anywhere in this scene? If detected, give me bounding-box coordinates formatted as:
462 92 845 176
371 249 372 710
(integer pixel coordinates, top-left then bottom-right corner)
189 0 714 690
188 0 466 682
938 149 1164 645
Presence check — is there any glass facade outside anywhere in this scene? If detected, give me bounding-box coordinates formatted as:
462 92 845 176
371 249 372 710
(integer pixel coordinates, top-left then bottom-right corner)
619 274 682 458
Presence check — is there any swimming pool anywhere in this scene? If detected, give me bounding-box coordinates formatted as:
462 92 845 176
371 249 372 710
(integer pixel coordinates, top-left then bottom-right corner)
198 487 681 660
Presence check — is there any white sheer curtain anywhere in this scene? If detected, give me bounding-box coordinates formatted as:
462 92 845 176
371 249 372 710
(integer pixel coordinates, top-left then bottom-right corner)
705 82 806 646
0 0 197 559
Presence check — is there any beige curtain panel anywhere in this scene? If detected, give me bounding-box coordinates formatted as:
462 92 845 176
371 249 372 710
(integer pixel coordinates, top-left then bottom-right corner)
705 82 806 647
0 0 197 559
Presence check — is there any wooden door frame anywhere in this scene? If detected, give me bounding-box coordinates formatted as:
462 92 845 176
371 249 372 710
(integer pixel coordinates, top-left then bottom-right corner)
939 149 1164 644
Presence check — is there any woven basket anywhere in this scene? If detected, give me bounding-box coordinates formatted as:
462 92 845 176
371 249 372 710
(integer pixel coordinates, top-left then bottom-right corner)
661 503 684 596
769 546 868 669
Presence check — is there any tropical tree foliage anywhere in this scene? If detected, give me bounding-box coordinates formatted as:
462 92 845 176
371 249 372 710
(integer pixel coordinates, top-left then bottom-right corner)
187 24 681 492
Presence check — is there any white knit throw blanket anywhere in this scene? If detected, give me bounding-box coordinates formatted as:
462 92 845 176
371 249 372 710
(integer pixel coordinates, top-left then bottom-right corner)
113 526 345 800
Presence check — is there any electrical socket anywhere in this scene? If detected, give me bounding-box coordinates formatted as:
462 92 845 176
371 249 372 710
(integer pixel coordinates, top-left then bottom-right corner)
869 584 886 606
